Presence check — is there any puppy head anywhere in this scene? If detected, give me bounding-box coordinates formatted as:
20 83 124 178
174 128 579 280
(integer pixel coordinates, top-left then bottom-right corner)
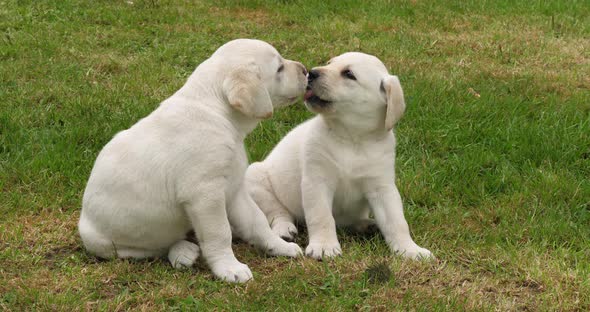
215 39 308 119
304 52 405 131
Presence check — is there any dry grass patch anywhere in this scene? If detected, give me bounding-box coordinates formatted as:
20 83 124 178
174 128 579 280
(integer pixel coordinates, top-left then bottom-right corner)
400 15 589 98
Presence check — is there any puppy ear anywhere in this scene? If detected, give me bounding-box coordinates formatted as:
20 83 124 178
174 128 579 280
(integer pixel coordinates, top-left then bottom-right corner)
381 75 406 131
223 63 273 119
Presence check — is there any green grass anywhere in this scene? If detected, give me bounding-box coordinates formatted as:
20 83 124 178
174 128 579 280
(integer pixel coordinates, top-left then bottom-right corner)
1 0 589 310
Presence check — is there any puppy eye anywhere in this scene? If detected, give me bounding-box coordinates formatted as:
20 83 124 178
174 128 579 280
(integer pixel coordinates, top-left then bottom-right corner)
342 69 356 80
277 64 285 73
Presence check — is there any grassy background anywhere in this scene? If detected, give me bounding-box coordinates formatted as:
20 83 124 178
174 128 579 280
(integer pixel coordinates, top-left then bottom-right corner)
1 0 589 310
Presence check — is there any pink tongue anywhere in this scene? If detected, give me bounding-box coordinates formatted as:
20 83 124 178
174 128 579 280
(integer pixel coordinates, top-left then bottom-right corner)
304 89 314 101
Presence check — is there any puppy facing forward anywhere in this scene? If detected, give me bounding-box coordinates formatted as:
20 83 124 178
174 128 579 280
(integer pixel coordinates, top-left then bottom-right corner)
246 52 433 260
79 39 308 283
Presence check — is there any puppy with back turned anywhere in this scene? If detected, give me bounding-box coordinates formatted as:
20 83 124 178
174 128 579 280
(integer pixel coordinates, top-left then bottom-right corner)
79 39 308 283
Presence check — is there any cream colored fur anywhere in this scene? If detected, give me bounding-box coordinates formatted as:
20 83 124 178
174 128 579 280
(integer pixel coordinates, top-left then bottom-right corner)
246 52 433 260
78 39 307 283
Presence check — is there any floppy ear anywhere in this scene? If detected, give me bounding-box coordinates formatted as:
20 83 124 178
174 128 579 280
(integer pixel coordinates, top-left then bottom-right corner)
223 63 273 119
381 75 406 131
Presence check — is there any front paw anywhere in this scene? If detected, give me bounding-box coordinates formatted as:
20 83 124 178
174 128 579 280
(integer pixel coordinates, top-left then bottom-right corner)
210 259 253 283
265 239 303 258
394 244 433 260
305 241 342 260
271 221 298 242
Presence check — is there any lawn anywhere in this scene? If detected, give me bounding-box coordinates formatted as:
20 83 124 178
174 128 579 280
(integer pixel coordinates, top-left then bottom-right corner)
1 0 589 310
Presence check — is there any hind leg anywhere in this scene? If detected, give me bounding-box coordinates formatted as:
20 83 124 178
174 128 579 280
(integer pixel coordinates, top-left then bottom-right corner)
115 246 165 259
79 214 167 260
228 183 301 257
247 164 298 242
270 215 298 242
265 198 298 242
79 214 118 259
168 239 200 269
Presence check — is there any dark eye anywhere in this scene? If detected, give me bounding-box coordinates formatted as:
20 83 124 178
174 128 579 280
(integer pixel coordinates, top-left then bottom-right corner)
342 69 356 80
277 64 284 73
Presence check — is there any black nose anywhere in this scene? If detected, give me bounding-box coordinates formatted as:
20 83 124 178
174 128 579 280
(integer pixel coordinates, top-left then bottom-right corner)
308 69 320 83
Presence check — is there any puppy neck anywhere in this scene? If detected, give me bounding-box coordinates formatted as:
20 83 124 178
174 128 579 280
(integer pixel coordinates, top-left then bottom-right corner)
163 95 260 142
319 113 391 145
203 98 262 138
173 63 262 137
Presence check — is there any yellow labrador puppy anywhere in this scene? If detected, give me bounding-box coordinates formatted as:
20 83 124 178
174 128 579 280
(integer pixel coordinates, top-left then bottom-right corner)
79 39 307 283
246 52 432 260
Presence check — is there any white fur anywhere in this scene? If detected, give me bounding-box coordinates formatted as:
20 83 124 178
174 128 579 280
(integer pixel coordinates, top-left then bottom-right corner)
246 52 433 260
79 39 307 283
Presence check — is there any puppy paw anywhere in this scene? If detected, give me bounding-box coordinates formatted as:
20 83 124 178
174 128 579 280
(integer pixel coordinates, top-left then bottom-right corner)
394 244 433 260
271 221 298 242
305 241 342 260
265 239 303 258
168 240 200 269
210 259 253 283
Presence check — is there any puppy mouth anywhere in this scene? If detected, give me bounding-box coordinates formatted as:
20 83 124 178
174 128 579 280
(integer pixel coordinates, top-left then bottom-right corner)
304 88 332 107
